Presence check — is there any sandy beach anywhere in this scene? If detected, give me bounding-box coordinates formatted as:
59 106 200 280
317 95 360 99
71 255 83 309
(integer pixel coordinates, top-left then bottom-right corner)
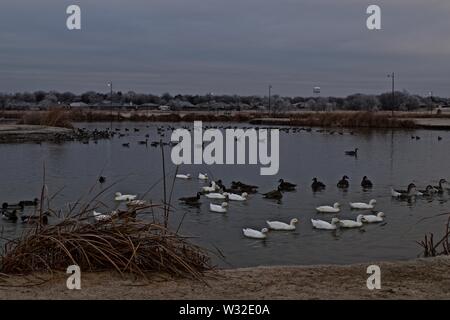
1 257 449 300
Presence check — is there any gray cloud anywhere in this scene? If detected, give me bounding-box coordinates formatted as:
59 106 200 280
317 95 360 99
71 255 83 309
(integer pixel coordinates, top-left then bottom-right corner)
0 0 449 96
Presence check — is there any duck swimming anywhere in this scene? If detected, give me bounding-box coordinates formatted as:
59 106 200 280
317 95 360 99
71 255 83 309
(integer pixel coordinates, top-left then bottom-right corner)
115 192 137 201
337 176 350 189
263 187 283 200
316 202 340 213
339 215 364 228
278 179 296 191
226 192 248 201
361 176 373 189
434 179 448 193
345 148 358 157
349 199 376 210
361 212 385 223
179 192 202 204
209 202 228 213
2 209 18 222
391 183 417 198
176 174 192 179
311 218 340 230
311 178 326 191
243 228 269 239
266 218 298 231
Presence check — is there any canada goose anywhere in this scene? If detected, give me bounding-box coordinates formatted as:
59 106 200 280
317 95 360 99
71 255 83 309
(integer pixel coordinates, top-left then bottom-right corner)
179 192 202 204
243 228 268 239
391 183 417 198
337 176 350 189
278 179 297 191
418 185 438 196
266 218 298 231
434 179 448 193
22 214 49 225
311 178 326 191
2 209 18 222
345 148 358 156
19 198 39 207
138 139 148 145
2 202 24 210
361 176 373 188
122 143 130 147
263 187 283 200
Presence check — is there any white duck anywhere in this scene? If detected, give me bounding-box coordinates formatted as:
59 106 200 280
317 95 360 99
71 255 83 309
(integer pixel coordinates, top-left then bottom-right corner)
362 212 385 223
126 199 147 207
209 202 228 213
316 202 340 213
349 199 376 210
93 210 113 221
266 218 298 231
202 181 218 193
176 174 191 179
243 228 269 239
198 173 208 180
339 215 364 228
205 192 227 200
226 192 248 201
311 218 340 230
115 192 137 201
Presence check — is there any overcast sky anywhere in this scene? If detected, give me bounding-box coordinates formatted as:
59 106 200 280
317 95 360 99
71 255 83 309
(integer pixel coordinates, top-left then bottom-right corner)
0 0 449 96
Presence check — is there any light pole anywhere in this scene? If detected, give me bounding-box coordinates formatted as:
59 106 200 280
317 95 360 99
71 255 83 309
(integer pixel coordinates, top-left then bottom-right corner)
107 82 113 129
387 73 395 117
268 85 272 114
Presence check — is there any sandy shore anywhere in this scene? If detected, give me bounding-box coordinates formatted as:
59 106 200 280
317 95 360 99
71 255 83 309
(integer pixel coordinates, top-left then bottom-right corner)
1 257 449 300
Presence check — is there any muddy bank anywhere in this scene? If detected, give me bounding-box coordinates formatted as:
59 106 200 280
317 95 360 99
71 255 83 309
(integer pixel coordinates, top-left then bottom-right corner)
0 124 110 143
1 257 449 299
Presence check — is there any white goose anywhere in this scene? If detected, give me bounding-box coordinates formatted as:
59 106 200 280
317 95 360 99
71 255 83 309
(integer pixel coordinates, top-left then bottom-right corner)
311 218 340 230
202 181 218 193
115 192 137 201
349 199 376 210
205 192 227 200
266 218 298 231
209 202 228 213
339 215 364 228
316 202 340 213
243 228 269 239
362 212 385 223
227 192 248 201
198 173 209 180
176 174 191 179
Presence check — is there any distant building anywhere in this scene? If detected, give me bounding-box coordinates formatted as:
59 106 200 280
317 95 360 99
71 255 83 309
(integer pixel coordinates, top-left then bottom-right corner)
159 105 171 111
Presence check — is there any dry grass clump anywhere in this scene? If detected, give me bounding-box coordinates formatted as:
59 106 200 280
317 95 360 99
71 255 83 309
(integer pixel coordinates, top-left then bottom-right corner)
418 216 450 257
0 215 212 279
18 108 73 129
288 112 416 128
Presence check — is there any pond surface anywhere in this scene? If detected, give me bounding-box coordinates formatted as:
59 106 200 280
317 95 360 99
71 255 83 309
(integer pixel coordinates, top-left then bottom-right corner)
1 122 449 268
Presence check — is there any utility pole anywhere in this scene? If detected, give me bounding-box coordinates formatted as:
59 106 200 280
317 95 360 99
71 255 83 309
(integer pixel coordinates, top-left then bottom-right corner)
388 73 395 117
268 85 272 114
108 82 113 129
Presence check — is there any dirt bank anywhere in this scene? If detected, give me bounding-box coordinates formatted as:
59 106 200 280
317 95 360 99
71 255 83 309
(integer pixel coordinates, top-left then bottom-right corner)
0 124 74 143
1 257 449 300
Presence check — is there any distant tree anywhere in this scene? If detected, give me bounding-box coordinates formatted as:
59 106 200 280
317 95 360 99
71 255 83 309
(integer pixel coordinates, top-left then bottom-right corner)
344 94 380 111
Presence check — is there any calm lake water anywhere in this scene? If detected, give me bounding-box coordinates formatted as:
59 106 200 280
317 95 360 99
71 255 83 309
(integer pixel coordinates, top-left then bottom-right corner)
1 122 449 268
